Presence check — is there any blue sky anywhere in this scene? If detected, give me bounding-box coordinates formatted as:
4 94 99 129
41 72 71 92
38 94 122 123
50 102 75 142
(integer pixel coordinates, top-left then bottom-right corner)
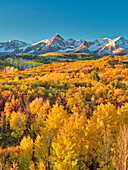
0 0 127 43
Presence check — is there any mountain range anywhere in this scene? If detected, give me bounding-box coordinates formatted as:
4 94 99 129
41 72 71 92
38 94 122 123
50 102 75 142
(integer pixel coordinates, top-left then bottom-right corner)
0 34 128 56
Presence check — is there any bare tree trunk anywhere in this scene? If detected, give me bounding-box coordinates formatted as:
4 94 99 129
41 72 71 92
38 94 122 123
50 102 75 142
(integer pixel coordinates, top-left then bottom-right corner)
113 124 128 169
92 158 96 170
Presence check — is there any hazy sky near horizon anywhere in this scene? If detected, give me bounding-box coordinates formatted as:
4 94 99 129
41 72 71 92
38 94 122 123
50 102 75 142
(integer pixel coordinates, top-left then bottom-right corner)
0 0 127 43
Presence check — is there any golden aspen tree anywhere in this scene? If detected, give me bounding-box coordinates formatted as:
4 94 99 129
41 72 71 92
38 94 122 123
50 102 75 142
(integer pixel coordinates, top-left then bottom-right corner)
86 103 119 169
112 104 128 169
114 125 128 169
51 113 87 170
30 98 50 133
10 111 27 142
19 135 33 170
35 103 67 170
117 103 128 125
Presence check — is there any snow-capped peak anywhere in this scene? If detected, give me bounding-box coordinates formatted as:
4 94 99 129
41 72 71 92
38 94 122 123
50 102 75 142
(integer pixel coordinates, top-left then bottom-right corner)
106 36 128 47
0 40 31 55
0 35 128 56
54 34 63 39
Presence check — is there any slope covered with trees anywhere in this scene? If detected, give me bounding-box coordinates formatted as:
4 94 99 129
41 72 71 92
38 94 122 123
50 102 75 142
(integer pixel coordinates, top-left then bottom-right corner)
0 53 100 72
0 54 128 169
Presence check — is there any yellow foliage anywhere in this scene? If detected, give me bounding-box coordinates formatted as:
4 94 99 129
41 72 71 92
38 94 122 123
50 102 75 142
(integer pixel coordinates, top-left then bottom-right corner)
19 136 33 170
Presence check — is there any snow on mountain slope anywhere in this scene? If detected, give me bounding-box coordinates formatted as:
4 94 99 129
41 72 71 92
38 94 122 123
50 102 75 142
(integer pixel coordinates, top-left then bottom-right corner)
73 41 91 53
97 36 128 56
29 34 83 55
0 35 128 56
0 40 31 55
85 38 111 51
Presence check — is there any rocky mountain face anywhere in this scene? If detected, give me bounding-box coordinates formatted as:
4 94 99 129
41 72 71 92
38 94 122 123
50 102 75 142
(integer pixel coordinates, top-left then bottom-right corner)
0 40 30 56
97 36 128 55
0 34 128 56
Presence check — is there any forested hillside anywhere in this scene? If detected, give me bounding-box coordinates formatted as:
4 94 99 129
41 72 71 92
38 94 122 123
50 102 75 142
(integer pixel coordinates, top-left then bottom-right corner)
0 54 128 169
0 53 100 71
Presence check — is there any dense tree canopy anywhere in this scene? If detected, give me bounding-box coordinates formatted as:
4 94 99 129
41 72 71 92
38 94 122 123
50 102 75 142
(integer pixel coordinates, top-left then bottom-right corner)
0 54 128 169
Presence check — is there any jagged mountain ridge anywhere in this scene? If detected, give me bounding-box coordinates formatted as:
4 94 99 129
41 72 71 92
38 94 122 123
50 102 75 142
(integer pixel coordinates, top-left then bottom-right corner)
0 34 128 56
0 40 30 55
